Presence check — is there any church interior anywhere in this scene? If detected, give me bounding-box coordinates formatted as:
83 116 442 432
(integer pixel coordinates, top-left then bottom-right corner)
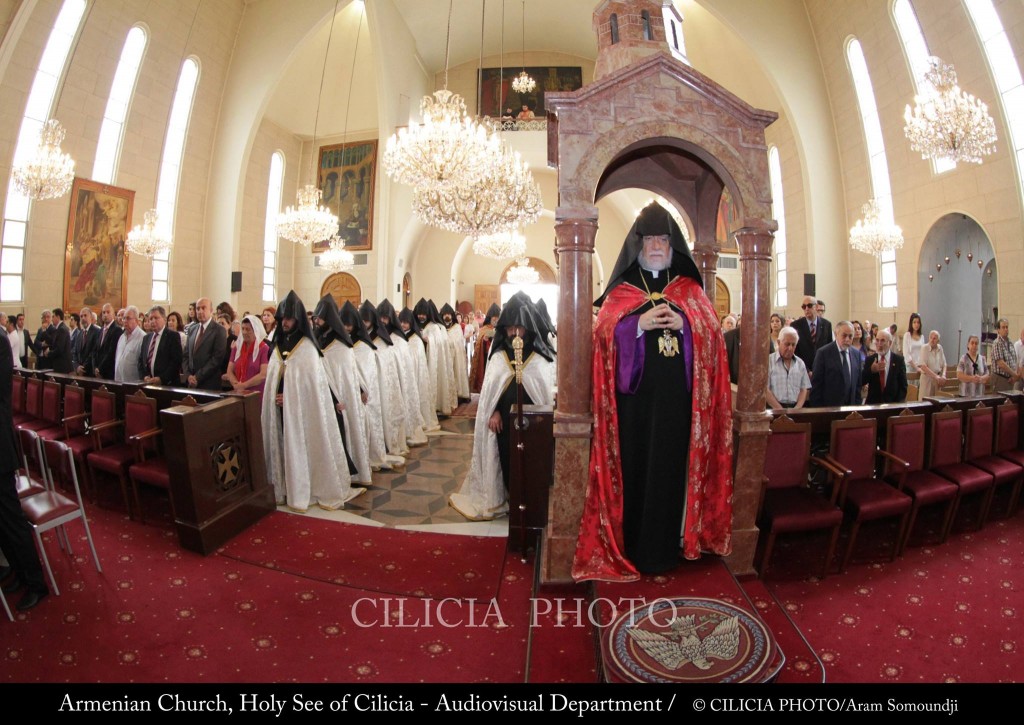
1 0 1023 685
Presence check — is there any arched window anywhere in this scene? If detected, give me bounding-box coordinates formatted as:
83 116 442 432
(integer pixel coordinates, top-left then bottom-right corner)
891 0 954 173
92 24 147 184
847 38 898 309
641 11 652 41
0 0 88 302
263 152 285 302
151 56 200 302
609 14 619 44
768 147 787 309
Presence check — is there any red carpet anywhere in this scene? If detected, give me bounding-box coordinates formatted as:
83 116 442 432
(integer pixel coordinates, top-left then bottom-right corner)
526 581 600 683
217 511 506 599
740 577 825 683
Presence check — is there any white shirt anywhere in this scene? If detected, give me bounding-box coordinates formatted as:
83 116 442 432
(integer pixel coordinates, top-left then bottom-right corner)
1015 339 1024 366
114 325 145 382
9 328 22 367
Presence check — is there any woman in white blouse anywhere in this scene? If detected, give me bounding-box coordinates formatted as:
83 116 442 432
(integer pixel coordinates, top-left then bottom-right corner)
902 312 925 372
957 335 990 396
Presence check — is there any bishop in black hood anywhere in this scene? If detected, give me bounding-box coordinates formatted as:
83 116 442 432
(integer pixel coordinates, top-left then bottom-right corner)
491 291 554 362
439 303 458 329
313 294 354 348
359 300 393 345
340 300 376 349
274 290 320 356
376 299 404 338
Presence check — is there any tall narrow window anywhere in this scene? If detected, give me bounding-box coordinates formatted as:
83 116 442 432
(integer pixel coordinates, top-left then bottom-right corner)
964 0 1024 206
768 147 787 310
609 14 619 44
641 11 652 41
151 57 200 302
892 0 955 173
1 0 88 302
92 25 147 184
847 38 898 309
263 152 285 302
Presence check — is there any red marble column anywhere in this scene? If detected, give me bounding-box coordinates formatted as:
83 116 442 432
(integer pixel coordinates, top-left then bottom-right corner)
728 226 775 576
542 207 598 584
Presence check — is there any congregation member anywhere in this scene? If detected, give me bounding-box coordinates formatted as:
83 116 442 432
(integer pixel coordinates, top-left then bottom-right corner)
957 335 990 397
377 299 427 448
903 313 925 372
809 320 861 407
224 314 269 399
74 308 100 376
399 307 440 433
166 311 188 350
261 306 278 343
766 326 810 410
90 303 123 379
860 327 907 404
991 317 1021 392
39 308 72 373
917 330 947 398
792 295 832 374
1015 326 1024 366
440 303 471 403
216 312 236 382
414 298 455 416
470 304 501 393
262 291 362 512
113 306 144 382
68 312 81 369
185 297 228 391
32 309 54 363
14 314 31 368
360 301 409 458
449 292 555 521
6 316 22 367
139 306 182 386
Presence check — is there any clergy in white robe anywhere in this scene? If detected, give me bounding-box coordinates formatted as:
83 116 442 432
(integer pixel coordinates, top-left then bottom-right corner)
415 298 455 416
262 291 363 512
440 303 471 402
378 299 428 447
399 307 440 433
314 294 372 486
359 300 410 458
449 293 556 521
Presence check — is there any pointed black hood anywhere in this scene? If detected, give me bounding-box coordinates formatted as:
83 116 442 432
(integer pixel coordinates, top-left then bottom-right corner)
376 298 403 337
484 303 501 326
535 299 556 341
595 201 702 307
399 307 423 341
274 290 320 356
340 300 376 349
439 302 457 329
491 291 554 362
360 299 392 345
314 294 353 348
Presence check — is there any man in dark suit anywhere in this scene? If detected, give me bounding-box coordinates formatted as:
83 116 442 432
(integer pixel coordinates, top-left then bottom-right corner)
31 309 55 364
69 312 82 369
14 314 32 368
89 303 123 379
809 321 861 407
861 328 908 404
0 327 48 611
791 295 832 375
39 307 73 373
75 307 101 376
185 297 227 391
138 306 182 386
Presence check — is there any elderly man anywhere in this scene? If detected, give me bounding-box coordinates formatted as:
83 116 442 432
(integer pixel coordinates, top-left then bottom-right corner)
810 321 861 407
89 303 123 379
113 306 145 382
139 306 181 386
186 297 228 390
39 308 72 373
861 328 908 404
75 308 100 376
991 318 1020 393
32 309 54 363
791 295 832 374
767 326 811 410
917 330 947 398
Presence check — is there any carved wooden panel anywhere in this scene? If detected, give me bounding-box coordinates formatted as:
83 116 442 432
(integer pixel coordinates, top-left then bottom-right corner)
320 272 362 309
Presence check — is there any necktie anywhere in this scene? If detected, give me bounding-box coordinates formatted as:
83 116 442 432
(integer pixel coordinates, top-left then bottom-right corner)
841 349 850 390
100 324 109 346
811 321 817 344
879 355 887 390
195 323 205 351
147 332 159 373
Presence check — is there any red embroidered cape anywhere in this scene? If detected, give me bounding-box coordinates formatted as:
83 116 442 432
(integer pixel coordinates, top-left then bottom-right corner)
572 276 734 582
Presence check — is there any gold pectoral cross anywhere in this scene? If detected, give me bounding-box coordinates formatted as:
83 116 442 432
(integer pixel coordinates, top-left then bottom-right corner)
658 329 679 357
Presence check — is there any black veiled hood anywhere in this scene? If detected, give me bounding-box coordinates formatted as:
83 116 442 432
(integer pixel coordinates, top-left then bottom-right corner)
439 303 457 329
399 307 423 341
483 303 501 327
491 291 554 362
535 299 556 340
313 294 353 348
274 290 320 356
359 299 393 345
413 298 442 326
340 300 376 349
595 201 703 307
376 298 403 337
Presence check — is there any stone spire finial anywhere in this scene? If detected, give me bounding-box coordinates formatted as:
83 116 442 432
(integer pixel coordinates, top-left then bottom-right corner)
592 0 687 80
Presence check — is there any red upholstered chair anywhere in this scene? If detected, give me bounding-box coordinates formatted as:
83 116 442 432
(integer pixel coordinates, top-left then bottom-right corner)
87 390 158 521
55 384 113 503
11 373 29 426
758 416 845 578
965 404 1023 521
16 428 47 500
995 401 1024 514
826 412 913 571
929 407 994 532
885 410 959 552
128 395 197 524
31 380 65 440
15 376 48 432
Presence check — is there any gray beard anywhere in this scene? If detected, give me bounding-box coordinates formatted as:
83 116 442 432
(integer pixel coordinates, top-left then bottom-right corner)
638 249 672 274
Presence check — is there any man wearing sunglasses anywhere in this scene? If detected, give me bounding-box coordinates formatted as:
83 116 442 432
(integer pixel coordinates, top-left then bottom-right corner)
791 295 832 376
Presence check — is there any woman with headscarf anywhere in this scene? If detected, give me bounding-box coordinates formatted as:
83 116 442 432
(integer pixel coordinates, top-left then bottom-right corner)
378 299 428 447
314 295 372 486
225 314 270 399
469 303 501 393
399 307 441 432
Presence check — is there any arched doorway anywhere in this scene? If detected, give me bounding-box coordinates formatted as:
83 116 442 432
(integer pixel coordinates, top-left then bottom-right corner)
714 278 731 321
918 214 997 358
320 272 362 310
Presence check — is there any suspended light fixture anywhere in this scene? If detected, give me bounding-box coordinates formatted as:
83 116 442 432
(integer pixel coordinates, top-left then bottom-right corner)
125 209 172 259
849 199 904 257
511 1 536 94
473 229 527 260
383 1 502 192
12 120 76 201
904 56 997 165
506 257 539 285
319 236 355 273
278 0 343 247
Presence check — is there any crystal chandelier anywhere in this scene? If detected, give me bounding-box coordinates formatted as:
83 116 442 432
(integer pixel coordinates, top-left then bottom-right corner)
319 235 355 273
511 1 535 94
125 209 172 258
277 184 338 246
849 199 904 257
507 257 539 285
904 56 997 165
473 229 527 260
12 120 76 201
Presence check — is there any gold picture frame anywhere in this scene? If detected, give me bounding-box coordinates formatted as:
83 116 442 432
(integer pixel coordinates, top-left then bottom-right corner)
315 139 376 253
63 177 134 312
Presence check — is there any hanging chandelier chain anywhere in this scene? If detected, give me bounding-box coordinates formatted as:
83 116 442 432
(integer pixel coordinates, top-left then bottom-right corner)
310 0 343 181
443 0 454 90
521 0 526 70
477 0 486 117
341 3 365 147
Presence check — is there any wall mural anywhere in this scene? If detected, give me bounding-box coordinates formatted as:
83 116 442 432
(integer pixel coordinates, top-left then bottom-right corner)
315 139 377 253
63 177 133 312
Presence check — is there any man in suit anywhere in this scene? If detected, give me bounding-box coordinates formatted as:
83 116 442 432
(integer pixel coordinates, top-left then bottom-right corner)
186 297 227 391
39 308 73 373
90 303 123 379
0 326 48 611
791 295 832 375
809 320 861 407
138 305 181 386
31 309 55 365
14 313 32 369
75 307 101 376
861 328 908 404
69 312 81 369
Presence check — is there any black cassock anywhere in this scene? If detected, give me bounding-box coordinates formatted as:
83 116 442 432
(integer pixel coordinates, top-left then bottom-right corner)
493 346 535 491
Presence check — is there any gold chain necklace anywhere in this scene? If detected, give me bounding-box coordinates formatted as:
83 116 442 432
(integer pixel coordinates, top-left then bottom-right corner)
638 269 679 358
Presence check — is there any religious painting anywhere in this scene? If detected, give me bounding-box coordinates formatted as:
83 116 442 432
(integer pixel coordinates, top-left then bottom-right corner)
478 66 583 118
320 272 362 310
715 186 738 253
315 139 377 253
63 177 133 313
